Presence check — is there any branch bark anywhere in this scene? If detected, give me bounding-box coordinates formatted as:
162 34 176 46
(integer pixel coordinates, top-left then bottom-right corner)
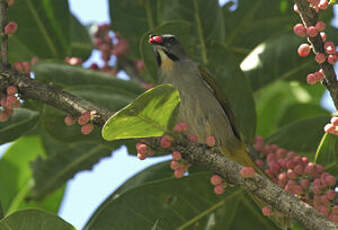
294 0 338 110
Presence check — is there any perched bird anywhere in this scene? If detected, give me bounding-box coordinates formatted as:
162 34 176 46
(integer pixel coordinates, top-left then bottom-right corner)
148 34 255 167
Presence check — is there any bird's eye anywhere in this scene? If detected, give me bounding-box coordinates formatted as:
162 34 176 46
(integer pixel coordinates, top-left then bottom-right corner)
168 37 176 43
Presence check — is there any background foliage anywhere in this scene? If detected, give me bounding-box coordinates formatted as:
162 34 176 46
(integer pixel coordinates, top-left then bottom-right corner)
0 0 337 229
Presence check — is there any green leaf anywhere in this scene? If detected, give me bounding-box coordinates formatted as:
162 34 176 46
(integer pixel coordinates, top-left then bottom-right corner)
314 133 338 168
30 130 113 200
102 84 180 141
84 162 278 230
240 33 316 91
207 41 257 143
0 136 64 215
266 116 330 157
0 209 75 230
255 81 325 137
7 0 92 61
0 108 39 145
277 103 329 127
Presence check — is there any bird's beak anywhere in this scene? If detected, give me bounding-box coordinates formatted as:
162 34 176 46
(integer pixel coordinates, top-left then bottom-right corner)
148 34 165 48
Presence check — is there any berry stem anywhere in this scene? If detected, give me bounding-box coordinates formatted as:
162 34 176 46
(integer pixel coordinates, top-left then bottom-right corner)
0 0 9 66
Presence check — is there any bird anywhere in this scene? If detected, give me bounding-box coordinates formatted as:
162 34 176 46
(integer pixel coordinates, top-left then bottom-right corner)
148 34 256 168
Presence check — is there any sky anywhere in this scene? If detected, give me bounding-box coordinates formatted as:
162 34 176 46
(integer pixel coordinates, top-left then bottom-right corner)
0 0 336 229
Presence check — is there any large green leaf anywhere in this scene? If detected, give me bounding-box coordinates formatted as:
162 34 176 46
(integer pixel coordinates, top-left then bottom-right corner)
0 108 39 145
266 116 330 157
240 33 316 91
0 136 64 215
30 130 114 200
84 162 278 230
0 209 75 230
207 41 257 144
255 81 326 137
314 133 338 169
102 84 180 141
8 0 92 61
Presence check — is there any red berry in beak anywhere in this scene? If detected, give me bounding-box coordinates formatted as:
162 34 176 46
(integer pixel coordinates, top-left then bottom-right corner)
148 35 163 44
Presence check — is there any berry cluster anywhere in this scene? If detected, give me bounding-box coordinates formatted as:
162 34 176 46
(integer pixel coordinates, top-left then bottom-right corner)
293 2 337 85
0 85 20 122
136 142 154 160
253 136 337 221
210 174 226 194
64 111 95 135
324 116 338 135
13 61 32 77
169 150 189 178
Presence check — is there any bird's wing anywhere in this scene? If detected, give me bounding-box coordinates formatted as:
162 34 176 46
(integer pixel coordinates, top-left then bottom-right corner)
198 65 242 141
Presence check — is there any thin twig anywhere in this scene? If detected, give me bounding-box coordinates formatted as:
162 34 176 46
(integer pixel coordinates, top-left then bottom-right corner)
0 0 9 67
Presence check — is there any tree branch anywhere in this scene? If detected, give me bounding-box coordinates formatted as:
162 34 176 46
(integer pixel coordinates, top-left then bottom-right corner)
0 69 113 125
0 0 8 67
0 65 337 229
294 0 338 110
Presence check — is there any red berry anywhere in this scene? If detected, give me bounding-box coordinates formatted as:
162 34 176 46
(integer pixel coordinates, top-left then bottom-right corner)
319 0 328 10
137 153 146 160
315 53 326 64
22 61 31 73
324 41 335 55
327 189 336 200
293 185 303 195
293 164 304 175
327 54 336 64
148 35 163 44
174 168 185 178
64 115 75 126
210 175 223 186
6 95 17 107
188 134 197 142
81 123 94 135
170 160 180 170
4 21 17 35
137 143 148 155
214 184 225 195
325 175 336 186
136 59 144 72
31 57 39 65
160 135 173 148
324 123 335 133
313 71 324 82
112 39 129 58
262 206 273 216
0 111 9 122
6 85 17 96
78 111 91 125
206 136 216 147
306 73 316 85
320 32 327 41
172 151 182 161
240 167 255 178
307 26 318 37
315 21 326 32
319 206 329 216
255 159 264 169
329 214 338 223
298 44 311 57
330 117 338 126
89 63 99 70
13 61 23 72
287 169 298 179
333 205 338 214
293 24 307 37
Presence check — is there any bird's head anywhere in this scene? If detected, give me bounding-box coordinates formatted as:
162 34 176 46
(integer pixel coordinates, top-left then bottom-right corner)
148 34 187 68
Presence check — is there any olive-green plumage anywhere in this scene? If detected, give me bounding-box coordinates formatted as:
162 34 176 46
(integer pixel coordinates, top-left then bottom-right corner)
149 34 255 167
